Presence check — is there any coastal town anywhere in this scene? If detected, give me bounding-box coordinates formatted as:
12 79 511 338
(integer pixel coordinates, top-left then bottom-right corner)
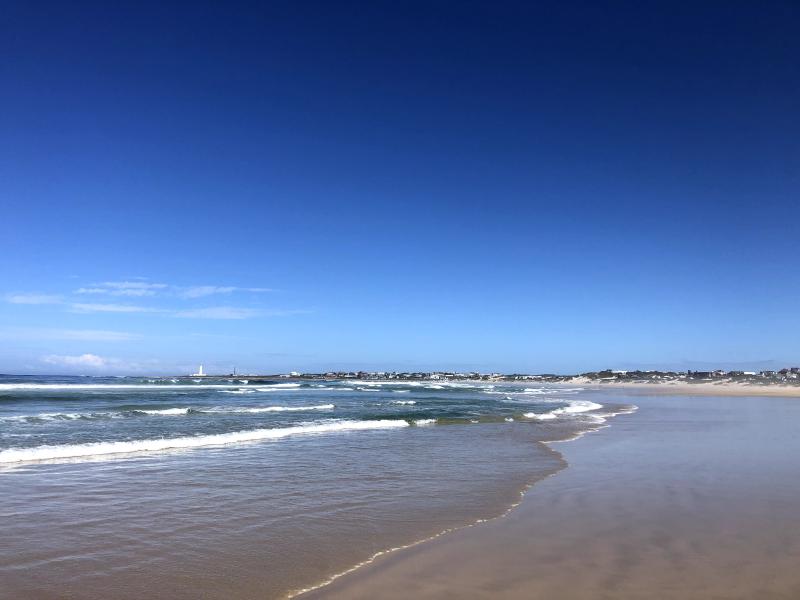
183 367 800 386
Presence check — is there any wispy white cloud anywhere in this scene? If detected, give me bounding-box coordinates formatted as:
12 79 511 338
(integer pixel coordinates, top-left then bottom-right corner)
75 281 168 297
6 282 301 322
71 303 162 314
42 353 108 368
173 306 310 319
68 302 304 319
0 328 141 342
5 293 63 305
173 306 264 319
178 286 274 298
74 281 273 299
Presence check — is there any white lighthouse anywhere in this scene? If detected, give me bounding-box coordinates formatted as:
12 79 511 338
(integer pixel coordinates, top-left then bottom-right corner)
192 364 206 377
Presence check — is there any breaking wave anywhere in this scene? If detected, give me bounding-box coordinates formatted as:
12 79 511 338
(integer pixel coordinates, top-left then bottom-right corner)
0 419 409 464
524 400 603 420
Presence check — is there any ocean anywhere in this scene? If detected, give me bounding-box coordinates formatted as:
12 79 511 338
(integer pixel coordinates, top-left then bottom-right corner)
0 375 631 599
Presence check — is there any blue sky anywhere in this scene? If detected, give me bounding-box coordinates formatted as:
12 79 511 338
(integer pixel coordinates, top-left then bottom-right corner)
2 1 799 375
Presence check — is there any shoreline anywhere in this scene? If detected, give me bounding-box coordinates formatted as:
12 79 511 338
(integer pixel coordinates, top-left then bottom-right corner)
292 404 634 599
287 443 568 599
301 392 800 599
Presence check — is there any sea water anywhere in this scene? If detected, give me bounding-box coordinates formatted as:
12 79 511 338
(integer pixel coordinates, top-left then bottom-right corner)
0 375 628 598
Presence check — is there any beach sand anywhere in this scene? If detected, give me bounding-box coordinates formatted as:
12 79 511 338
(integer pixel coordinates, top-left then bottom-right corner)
301 392 800 599
598 380 800 397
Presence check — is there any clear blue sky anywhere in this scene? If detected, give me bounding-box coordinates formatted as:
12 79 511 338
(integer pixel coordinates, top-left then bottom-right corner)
1 1 798 375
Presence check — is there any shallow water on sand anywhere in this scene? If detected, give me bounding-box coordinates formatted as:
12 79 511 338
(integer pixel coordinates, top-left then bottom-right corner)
0 376 626 598
303 392 800 600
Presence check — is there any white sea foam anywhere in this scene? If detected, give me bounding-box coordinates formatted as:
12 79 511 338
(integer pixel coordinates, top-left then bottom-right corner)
40 412 88 420
0 419 408 464
210 404 335 413
219 389 256 394
3 408 193 422
524 399 603 420
138 408 191 416
521 387 583 395
391 400 416 405
555 400 603 414
254 384 305 392
259 383 301 389
524 411 557 420
413 419 436 426
2 412 90 422
347 380 486 390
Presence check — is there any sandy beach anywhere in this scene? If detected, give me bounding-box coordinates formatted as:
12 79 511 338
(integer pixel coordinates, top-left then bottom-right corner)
301 391 800 599
595 380 800 397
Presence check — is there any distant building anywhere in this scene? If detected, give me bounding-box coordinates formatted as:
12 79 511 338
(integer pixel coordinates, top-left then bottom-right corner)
688 371 713 378
192 364 206 377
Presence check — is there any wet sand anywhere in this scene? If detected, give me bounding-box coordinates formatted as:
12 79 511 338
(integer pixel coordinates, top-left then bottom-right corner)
302 393 800 599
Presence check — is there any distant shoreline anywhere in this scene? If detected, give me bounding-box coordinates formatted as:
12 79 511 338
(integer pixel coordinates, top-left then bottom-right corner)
164 375 800 397
7 373 800 398
588 380 800 397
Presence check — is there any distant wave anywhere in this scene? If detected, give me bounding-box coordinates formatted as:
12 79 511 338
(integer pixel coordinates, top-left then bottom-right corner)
391 400 416 405
0 419 409 464
209 404 335 413
348 381 487 390
413 419 436 426
256 383 302 390
1 412 101 422
0 383 242 391
2 404 336 423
